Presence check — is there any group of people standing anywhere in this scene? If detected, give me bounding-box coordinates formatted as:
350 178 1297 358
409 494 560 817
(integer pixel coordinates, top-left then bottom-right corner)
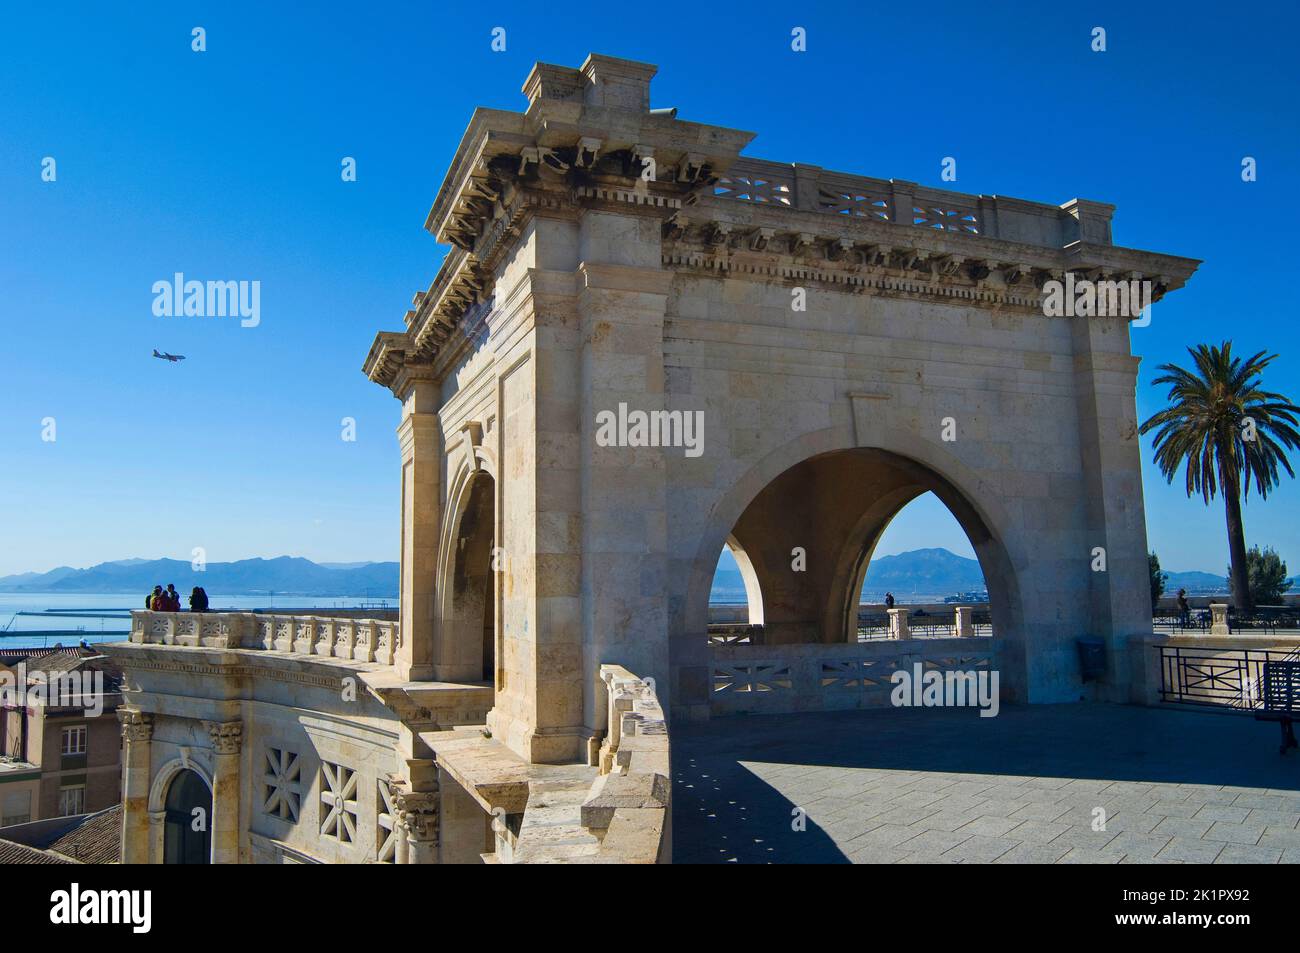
146 584 209 612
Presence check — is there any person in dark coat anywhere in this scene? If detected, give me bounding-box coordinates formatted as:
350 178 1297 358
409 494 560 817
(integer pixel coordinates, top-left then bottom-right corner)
189 587 209 613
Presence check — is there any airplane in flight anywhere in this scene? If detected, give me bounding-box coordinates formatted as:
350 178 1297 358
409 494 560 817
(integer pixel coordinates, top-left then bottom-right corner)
152 349 186 363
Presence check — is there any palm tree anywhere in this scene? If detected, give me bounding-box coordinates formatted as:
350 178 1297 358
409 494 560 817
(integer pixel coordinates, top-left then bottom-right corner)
1139 342 1300 614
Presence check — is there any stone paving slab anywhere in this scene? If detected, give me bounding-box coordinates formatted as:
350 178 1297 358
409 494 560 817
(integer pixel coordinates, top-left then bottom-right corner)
673 703 1300 864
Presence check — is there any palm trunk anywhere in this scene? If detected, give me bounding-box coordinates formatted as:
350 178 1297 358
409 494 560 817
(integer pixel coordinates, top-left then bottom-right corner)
1223 481 1253 615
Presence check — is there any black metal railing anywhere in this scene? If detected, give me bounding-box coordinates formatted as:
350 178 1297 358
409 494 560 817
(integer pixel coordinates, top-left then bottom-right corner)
1158 644 1300 709
1155 606 1300 636
1153 611 1212 635
855 609 993 641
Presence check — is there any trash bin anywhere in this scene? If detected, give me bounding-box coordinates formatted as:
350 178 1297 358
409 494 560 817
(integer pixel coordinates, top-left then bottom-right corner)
1076 637 1107 682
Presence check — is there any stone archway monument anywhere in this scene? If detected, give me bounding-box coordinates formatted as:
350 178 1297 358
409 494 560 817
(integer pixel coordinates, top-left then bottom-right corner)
364 54 1199 764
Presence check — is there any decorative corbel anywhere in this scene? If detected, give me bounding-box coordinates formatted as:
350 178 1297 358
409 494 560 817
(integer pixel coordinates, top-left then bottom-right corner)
538 147 570 174
788 232 815 256
899 248 930 272
930 253 964 278
866 243 893 267
662 213 688 241
825 237 856 262
461 420 484 473
676 152 710 183
575 137 602 169
517 147 541 177
748 227 775 252
631 144 655 182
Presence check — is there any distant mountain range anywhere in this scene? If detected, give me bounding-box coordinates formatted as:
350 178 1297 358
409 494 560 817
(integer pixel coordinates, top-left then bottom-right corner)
862 548 987 593
2 549 1231 601
709 547 1231 601
0 557 398 597
1161 570 1231 594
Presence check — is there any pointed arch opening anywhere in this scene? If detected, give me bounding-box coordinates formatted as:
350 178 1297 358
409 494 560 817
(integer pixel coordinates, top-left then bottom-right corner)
163 768 211 865
441 468 498 683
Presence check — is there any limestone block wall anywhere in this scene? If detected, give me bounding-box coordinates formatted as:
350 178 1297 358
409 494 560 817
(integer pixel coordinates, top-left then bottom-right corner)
107 644 403 864
363 52 1198 758
661 270 1145 712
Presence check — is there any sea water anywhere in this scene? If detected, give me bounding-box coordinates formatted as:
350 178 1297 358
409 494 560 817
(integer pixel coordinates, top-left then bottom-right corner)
0 591 391 649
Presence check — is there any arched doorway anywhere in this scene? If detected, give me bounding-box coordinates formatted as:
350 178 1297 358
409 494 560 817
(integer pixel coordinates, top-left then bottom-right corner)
444 470 497 683
163 768 211 864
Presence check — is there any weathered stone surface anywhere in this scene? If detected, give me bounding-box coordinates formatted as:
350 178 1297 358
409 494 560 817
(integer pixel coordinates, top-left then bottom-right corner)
105 49 1200 865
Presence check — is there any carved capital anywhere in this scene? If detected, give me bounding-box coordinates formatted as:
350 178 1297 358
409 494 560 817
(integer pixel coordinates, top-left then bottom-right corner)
119 709 153 744
203 720 243 756
394 789 440 842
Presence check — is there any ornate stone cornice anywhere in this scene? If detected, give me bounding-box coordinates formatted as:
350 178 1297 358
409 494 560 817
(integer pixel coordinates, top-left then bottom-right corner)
660 201 1199 313
365 56 756 394
366 53 1201 390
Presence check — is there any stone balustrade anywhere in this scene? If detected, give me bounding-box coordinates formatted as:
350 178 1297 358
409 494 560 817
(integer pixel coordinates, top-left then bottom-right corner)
574 665 671 863
710 638 995 716
129 609 400 665
713 157 1109 249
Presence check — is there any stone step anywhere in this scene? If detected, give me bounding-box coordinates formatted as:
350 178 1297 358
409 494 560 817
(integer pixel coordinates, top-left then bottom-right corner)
514 777 603 863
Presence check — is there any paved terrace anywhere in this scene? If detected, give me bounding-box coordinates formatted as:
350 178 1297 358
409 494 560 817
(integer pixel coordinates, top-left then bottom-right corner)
673 704 1300 864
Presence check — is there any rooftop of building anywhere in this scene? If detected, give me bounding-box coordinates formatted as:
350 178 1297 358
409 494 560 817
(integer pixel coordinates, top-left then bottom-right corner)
0 805 122 864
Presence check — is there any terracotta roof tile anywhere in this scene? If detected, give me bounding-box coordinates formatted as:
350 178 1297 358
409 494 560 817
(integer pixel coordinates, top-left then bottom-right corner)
0 839 76 864
42 805 122 864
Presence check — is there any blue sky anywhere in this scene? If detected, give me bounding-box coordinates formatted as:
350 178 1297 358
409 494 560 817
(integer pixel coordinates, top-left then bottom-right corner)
2 1 1297 578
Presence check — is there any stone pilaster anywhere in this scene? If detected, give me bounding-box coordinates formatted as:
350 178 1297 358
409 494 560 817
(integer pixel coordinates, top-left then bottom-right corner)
576 234 674 752
397 371 442 681
147 810 165 863
203 720 242 864
1071 316 1151 701
118 709 153 864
